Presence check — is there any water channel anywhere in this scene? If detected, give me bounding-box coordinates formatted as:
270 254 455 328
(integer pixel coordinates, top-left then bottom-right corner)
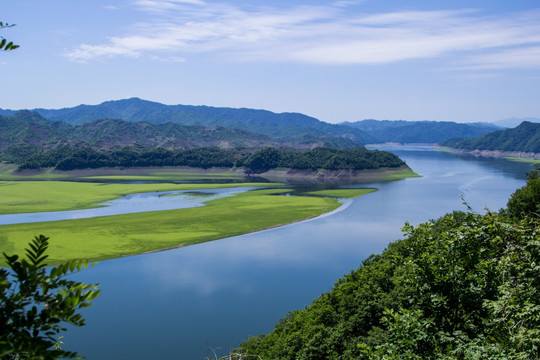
0 187 258 225
55 146 533 359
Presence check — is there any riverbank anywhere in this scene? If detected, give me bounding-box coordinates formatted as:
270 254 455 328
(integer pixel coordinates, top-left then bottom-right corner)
436 146 540 163
2 164 420 182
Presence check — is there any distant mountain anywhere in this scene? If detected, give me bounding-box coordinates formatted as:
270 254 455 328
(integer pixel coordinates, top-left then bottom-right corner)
2 98 374 146
0 111 279 152
492 117 540 128
442 121 540 153
341 119 500 144
0 111 70 150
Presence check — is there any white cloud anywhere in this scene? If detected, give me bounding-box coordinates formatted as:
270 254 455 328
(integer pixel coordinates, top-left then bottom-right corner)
64 2 540 70
461 46 540 70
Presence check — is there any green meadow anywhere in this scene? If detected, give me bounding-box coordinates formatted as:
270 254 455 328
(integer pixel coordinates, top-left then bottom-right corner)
0 187 341 264
503 156 540 164
82 170 245 181
304 188 378 198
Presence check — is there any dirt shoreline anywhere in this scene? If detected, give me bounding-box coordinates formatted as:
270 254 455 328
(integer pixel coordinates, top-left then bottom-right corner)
437 146 540 161
11 165 418 183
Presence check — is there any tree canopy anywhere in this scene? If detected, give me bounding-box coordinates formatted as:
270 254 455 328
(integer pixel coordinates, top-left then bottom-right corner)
8 145 406 173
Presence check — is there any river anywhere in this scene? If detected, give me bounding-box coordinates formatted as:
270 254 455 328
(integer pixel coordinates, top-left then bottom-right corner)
61 146 532 359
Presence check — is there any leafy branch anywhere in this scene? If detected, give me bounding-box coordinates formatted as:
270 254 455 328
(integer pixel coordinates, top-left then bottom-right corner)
1 235 100 359
0 21 19 51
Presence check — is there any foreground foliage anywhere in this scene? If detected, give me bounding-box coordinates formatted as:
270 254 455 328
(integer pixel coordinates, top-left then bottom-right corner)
236 171 540 359
0 235 100 359
0 22 19 51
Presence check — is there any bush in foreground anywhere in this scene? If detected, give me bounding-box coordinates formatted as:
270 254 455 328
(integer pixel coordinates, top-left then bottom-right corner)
0 235 100 359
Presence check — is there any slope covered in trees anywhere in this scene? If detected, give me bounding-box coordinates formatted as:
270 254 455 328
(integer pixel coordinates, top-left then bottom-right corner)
12 146 406 173
442 121 540 153
0 98 375 145
236 170 540 359
0 111 356 151
342 119 500 144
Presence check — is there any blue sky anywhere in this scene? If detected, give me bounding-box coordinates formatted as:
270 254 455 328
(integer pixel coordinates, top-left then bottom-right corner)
2 0 540 123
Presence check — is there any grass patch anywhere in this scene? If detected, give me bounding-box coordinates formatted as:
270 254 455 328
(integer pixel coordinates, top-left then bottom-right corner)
0 181 278 214
0 164 67 180
503 157 540 164
0 188 340 264
83 173 243 181
378 168 421 181
305 188 378 199
80 168 245 181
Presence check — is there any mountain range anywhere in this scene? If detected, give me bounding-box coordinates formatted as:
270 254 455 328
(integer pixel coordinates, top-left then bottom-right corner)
0 98 504 148
0 110 360 152
0 98 373 146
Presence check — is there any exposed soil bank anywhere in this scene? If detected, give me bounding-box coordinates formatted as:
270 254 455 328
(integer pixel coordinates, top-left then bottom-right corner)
253 166 418 184
9 165 419 183
437 146 540 162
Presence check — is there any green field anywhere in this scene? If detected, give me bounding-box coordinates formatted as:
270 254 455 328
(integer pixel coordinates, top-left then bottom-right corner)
304 188 378 198
82 170 245 181
0 169 384 264
503 157 540 164
0 188 341 264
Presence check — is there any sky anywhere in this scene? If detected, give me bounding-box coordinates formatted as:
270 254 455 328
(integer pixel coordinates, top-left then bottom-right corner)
2 0 540 124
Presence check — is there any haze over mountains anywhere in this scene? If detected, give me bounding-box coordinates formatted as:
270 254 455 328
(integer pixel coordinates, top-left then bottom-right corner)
492 117 540 128
340 119 499 144
0 98 508 150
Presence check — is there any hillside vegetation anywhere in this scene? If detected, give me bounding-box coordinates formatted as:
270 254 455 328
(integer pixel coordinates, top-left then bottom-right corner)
442 121 540 153
0 98 374 145
2 99 508 147
236 170 540 359
0 111 355 151
11 146 405 173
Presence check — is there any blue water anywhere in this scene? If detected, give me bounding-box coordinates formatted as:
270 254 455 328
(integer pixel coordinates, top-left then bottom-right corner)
55 147 532 359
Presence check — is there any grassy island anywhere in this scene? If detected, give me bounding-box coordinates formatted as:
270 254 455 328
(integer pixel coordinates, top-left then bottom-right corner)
0 181 380 264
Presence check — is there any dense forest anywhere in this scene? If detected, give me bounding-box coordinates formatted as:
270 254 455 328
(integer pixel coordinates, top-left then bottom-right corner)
235 169 540 359
9 146 406 173
442 121 540 153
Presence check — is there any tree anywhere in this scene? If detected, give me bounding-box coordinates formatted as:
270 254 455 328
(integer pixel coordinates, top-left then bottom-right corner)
506 166 540 219
0 235 100 359
0 22 19 51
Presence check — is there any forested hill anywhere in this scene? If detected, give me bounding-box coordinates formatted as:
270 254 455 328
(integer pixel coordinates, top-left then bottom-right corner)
0 98 375 145
13 146 406 173
0 110 357 151
235 169 540 360
442 121 540 153
341 119 500 144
